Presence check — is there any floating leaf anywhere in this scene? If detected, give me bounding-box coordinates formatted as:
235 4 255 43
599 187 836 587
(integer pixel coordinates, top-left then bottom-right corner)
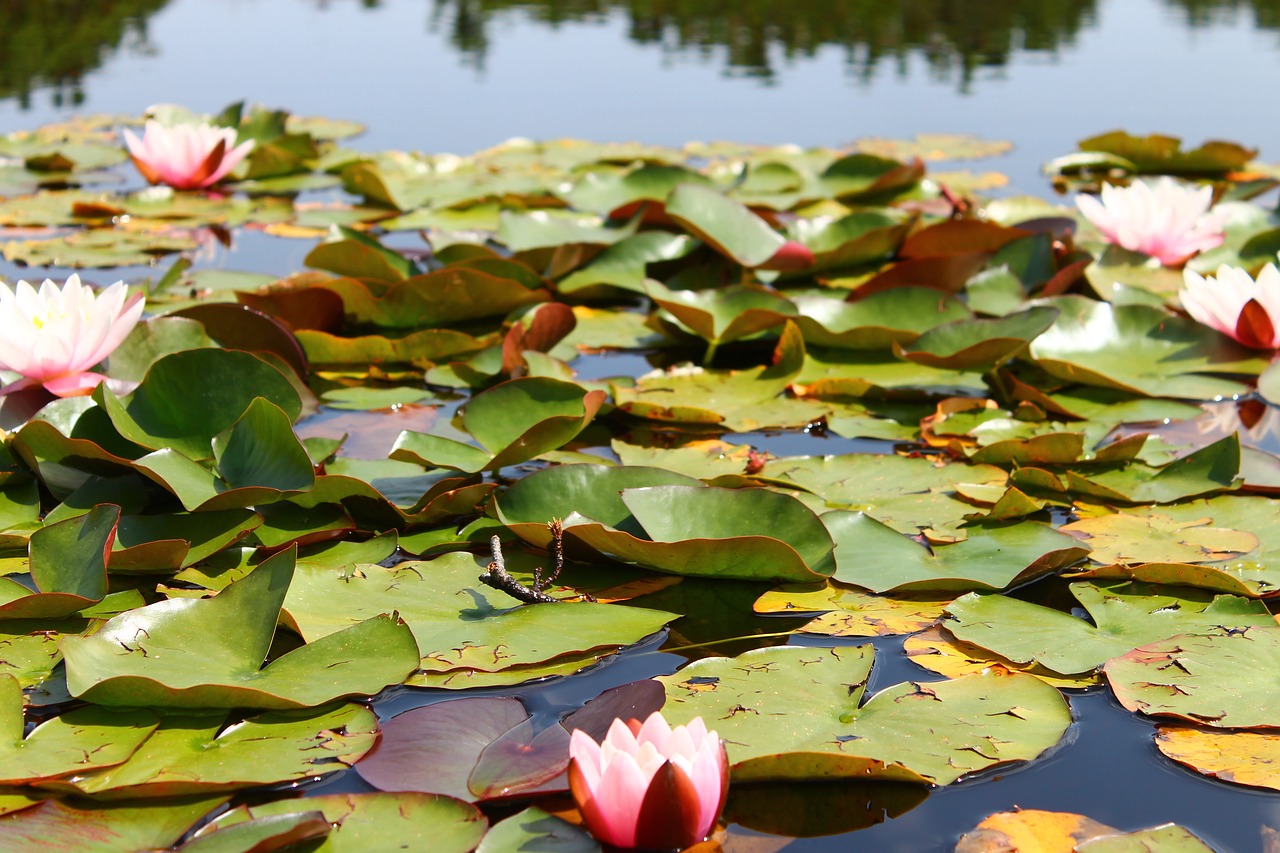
657 646 1070 785
945 582 1275 675
823 511 1086 593
1105 626 1280 727
0 673 158 785
477 807 599 853
391 377 605 473
200 793 487 853
1154 726 1280 793
62 548 420 709
42 703 377 798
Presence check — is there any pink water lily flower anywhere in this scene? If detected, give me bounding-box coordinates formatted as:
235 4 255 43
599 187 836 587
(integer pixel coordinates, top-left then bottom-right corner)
0 275 144 397
123 120 254 190
1076 177 1226 266
1181 263 1280 350
568 712 729 851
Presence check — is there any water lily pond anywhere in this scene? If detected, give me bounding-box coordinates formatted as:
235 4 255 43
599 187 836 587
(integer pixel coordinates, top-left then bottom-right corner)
7 3 1280 853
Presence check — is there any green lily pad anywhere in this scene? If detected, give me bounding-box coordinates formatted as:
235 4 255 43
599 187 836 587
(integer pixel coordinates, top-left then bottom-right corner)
824 511 1087 593
0 796 226 852
391 377 605 473
1078 130 1255 176
478 807 598 853
0 673 158 785
199 793 487 853
791 288 972 350
281 553 675 681
3 228 201 267
1028 297 1267 399
97 349 302 461
556 232 701 295
42 703 377 798
757 453 1008 539
664 182 789 268
945 581 1276 675
320 268 548 330
0 505 118 620
1105 626 1280 728
62 548 420 709
895 306 1059 371
657 645 1069 785
644 280 795 350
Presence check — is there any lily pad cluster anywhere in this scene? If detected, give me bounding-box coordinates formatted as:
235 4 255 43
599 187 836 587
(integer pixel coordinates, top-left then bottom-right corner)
0 109 1279 849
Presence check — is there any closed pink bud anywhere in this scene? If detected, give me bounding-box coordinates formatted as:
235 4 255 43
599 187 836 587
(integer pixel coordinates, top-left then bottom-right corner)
568 712 728 850
1076 177 1225 266
0 275 144 397
123 120 254 191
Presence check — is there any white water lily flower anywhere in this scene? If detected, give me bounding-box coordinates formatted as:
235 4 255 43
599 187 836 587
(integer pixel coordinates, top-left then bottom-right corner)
1076 177 1226 266
0 275 144 397
123 120 254 190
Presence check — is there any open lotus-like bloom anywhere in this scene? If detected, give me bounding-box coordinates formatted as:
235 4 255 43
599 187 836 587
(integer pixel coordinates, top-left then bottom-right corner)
1076 177 1226 266
568 712 728 851
0 275 144 397
123 120 254 190
1181 263 1280 350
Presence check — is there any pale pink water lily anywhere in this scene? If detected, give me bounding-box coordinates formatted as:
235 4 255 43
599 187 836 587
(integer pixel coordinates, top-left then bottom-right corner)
1181 263 1280 350
123 120 254 190
0 275 144 397
1075 177 1226 266
568 712 728 851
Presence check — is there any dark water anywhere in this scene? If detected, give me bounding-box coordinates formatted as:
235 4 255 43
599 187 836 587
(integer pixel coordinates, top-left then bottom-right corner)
6 2 1280 850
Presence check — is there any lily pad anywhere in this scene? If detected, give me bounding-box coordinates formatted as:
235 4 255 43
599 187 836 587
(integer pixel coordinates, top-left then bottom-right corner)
390 377 605 473
1028 297 1266 400
945 581 1276 676
823 511 1087 593
280 553 675 682
41 703 378 798
657 646 1070 785
61 548 420 709
0 673 158 785
1105 626 1280 728
199 793 488 853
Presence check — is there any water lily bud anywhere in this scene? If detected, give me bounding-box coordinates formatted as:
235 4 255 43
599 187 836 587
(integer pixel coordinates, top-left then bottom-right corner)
1075 177 1225 266
568 711 729 851
123 120 254 191
1181 263 1280 350
0 275 144 397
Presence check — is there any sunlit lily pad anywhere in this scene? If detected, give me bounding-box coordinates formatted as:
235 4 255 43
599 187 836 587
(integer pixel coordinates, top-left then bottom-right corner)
753 582 951 637
658 646 1070 785
62 548 420 709
0 796 226 852
945 581 1275 675
1028 297 1267 399
0 673 158 785
198 793 487 853
904 626 1098 689
1154 726 1280 792
391 377 605 473
1105 626 1280 727
824 511 1087 593
280 553 674 683
41 703 377 798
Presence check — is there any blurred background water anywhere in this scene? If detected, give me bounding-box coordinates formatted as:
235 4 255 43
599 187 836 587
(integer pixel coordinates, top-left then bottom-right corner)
2 0 1280 193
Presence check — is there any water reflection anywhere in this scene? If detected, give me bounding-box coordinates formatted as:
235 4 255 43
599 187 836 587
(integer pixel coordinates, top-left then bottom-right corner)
0 0 167 109
429 0 1103 87
6 0 1280 114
